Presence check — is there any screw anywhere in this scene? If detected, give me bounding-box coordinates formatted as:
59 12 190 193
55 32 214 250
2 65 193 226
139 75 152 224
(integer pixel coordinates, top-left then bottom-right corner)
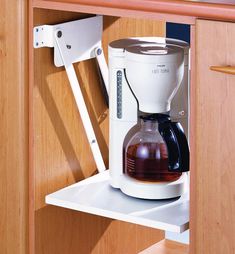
66 45 71 49
57 30 62 38
179 111 185 116
91 140 96 144
97 48 102 55
36 28 39 32
36 42 39 46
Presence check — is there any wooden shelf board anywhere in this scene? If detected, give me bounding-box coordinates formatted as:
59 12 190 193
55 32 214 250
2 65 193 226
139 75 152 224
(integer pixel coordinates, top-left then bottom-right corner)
139 239 189 254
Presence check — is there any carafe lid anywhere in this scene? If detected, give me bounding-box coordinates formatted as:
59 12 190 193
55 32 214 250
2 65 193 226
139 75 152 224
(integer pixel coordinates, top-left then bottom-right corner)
140 113 170 123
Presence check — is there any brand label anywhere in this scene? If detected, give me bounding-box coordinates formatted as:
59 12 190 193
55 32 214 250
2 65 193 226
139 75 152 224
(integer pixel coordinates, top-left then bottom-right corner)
152 64 170 74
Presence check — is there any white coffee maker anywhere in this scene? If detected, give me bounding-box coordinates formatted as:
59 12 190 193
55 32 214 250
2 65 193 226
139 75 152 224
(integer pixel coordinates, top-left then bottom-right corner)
108 37 190 200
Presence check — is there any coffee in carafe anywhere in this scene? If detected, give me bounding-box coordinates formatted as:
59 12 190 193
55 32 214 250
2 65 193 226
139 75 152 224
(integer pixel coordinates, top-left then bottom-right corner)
124 115 182 182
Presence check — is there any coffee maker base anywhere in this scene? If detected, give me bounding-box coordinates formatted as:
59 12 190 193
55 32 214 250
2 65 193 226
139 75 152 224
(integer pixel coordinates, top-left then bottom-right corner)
119 173 187 200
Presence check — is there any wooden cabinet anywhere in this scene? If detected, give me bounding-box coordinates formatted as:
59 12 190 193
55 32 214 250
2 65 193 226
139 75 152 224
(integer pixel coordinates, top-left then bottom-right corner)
191 19 235 254
1 1 235 254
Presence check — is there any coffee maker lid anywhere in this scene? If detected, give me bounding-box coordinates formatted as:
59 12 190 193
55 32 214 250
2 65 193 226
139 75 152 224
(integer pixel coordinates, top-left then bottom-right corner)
108 37 188 58
125 43 184 64
127 44 182 55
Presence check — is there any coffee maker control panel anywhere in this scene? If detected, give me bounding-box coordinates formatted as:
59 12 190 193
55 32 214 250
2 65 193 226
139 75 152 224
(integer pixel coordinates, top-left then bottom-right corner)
117 70 123 119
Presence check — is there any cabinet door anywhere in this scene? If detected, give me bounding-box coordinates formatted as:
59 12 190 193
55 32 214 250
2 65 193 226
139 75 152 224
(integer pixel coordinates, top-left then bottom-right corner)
192 19 235 254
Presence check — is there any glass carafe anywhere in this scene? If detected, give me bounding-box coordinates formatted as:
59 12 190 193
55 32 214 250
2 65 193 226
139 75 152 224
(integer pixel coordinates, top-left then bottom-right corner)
124 114 184 182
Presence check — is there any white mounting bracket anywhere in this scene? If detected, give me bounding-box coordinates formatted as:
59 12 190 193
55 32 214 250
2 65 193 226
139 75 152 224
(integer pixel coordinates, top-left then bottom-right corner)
33 16 108 173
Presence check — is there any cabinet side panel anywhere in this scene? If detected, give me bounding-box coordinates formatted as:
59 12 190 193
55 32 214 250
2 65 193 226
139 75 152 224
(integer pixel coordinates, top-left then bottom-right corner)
32 9 165 254
193 19 235 254
0 0 28 254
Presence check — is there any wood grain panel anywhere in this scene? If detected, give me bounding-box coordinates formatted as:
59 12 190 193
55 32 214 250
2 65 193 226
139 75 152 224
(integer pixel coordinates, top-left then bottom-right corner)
33 0 195 25
189 24 196 254
32 0 235 22
138 239 189 254
193 19 235 254
31 8 165 254
0 0 28 254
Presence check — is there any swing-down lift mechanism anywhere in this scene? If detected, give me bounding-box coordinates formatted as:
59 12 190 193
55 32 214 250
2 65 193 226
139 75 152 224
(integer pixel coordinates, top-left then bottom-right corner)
33 16 108 173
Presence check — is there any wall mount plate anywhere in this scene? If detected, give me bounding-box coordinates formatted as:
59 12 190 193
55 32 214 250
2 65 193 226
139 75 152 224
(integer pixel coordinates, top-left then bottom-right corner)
33 15 103 67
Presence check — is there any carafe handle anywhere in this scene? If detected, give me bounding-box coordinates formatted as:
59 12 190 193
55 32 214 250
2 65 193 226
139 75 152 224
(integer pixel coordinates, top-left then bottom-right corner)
158 121 189 172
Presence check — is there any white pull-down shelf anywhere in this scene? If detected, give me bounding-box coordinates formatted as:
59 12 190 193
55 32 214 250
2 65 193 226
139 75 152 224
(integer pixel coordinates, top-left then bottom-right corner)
46 170 189 233
34 16 189 234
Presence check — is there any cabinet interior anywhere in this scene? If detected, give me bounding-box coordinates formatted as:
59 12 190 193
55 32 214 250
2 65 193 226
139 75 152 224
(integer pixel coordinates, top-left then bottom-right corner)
31 8 194 253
